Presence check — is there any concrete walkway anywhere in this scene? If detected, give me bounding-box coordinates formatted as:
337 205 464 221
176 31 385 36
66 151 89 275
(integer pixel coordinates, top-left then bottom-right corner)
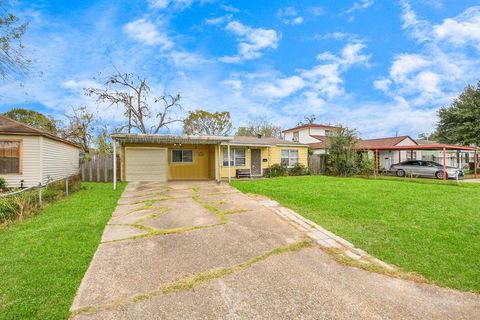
71 181 480 319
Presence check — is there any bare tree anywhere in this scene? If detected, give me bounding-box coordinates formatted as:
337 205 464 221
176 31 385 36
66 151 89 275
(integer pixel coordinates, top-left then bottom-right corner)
61 107 95 154
85 72 183 134
297 114 317 126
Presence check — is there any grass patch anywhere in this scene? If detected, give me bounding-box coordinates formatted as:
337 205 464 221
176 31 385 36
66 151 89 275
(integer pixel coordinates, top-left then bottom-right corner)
231 176 480 293
0 182 126 320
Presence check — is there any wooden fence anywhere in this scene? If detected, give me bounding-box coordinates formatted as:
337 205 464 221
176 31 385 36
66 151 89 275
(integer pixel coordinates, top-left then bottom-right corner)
80 154 120 182
309 154 328 175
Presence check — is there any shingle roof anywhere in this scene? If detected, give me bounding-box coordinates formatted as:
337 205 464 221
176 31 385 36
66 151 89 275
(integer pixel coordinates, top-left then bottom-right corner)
309 135 332 149
309 135 418 150
0 115 80 148
355 136 418 149
231 136 307 147
282 123 340 133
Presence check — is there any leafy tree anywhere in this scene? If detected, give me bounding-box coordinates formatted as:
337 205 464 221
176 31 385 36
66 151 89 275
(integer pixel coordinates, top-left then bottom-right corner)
95 125 112 154
327 126 360 176
236 118 282 138
435 82 480 146
0 8 30 78
86 72 183 134
183 109 232 135
2 108 58 133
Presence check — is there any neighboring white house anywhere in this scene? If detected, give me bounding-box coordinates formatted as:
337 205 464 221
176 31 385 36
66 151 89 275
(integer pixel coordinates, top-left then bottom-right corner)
0 115 80 188
282 124 339 154
282 123 475 170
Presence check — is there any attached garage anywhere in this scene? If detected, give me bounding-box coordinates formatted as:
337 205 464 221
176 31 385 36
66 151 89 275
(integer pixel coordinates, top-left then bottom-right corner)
125 147 167 182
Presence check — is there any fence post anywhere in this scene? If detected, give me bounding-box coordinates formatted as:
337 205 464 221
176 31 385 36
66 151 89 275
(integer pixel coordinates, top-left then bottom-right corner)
38 183 42 206
66 177 69 196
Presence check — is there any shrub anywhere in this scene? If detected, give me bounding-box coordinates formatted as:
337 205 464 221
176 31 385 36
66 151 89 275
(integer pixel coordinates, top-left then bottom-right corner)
288 163 308 176
0 190 41 222
264 163 288 177
0 177 7 192
0 175 82 224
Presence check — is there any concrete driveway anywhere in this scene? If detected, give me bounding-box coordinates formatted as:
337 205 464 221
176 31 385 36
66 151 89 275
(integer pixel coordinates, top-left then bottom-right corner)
71 181 480 319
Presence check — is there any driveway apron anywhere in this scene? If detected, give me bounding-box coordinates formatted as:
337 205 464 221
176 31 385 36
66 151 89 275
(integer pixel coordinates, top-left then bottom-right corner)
71 181 480 319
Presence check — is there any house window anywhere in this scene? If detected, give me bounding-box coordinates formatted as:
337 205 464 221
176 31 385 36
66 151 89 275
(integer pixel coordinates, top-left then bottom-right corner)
172 150 193 163
281 149 299 167
223 148 246 166
292 131 299 142
0 141 21 174
407 150 417 160
325 130 333 136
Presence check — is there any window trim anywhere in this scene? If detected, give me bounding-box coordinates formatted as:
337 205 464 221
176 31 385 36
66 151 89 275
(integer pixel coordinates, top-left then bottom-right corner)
0 139 23 175
171 149 194 164
280 149 299 168
222 147 246 167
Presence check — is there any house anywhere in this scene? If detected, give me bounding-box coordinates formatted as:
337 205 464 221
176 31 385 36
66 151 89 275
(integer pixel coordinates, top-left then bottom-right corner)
0 115 80 188
111 133 309 182
283 123 476 170
282 123 339 154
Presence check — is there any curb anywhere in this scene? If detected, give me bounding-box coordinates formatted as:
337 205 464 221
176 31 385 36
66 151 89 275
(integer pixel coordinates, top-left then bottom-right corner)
255 198 396 272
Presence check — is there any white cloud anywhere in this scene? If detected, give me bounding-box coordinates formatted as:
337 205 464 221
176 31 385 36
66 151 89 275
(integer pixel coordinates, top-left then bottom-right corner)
220 21 280 63
433 7 480 49
149 0 195 10
277 7 304 25
205 14 232 25
220 4 240 13
123 19 173 48
254 76 305 99
374 2 480 111
345 0 374 14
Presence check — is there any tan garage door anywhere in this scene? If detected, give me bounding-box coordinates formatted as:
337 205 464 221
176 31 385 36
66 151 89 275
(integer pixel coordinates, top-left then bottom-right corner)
125 148 167 182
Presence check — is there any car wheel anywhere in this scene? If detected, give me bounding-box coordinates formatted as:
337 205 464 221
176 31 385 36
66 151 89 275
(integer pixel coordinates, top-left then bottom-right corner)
435 171 447 179
396 169 406 177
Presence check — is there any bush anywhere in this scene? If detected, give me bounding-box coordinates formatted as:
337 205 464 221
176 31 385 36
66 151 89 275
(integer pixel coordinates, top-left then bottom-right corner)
0 177 7 192
0 175 82 224
263 163 288 177
288 163 308 176
0 190 41 222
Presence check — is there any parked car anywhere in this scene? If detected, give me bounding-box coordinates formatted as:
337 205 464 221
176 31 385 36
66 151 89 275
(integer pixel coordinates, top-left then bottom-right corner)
390 160 464 179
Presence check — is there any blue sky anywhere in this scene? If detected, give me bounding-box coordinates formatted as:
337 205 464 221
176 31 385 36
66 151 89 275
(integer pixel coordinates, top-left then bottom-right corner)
1 0 479 138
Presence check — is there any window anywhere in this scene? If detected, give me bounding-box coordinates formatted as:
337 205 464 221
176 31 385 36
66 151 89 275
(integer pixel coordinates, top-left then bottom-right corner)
172 150 193 163
407 150 417 160
325 130 333 136
223 148 246 166
0 141 21 174
292 131 299 142
281 149 299 167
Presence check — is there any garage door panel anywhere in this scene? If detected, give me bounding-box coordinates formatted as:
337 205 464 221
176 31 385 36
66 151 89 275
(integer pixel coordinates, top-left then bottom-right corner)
126 148 167 182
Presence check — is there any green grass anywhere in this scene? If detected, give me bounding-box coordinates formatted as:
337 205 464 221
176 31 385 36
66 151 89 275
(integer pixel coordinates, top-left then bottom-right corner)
0 182 125 320
231 176 480 292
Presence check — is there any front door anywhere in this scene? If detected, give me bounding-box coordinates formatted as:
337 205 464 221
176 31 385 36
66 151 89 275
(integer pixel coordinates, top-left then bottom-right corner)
251 149 261 176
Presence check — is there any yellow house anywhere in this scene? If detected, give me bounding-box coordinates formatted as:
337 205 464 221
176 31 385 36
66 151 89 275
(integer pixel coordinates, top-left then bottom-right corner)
111 133 309 183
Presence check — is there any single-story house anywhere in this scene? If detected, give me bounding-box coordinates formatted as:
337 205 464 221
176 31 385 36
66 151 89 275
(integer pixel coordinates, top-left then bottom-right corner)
111 133 309 182
0 115 80 188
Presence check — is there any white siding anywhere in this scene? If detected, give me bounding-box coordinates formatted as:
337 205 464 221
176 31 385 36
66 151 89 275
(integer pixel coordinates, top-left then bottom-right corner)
40 137 79 184
396 137 417 146
285 128 322 144
0 135 42 188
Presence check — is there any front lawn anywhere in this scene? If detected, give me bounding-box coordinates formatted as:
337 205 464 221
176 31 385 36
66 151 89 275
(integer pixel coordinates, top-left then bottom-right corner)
231 176 480 292
0 182 125 320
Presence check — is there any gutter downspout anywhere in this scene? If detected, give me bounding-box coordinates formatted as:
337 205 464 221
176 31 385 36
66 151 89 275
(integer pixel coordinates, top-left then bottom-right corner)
227 143 231 183
113 139 117 190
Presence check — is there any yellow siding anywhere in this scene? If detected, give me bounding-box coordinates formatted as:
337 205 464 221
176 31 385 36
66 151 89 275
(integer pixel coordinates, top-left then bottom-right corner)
122 143 212 180
219 146 308 179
